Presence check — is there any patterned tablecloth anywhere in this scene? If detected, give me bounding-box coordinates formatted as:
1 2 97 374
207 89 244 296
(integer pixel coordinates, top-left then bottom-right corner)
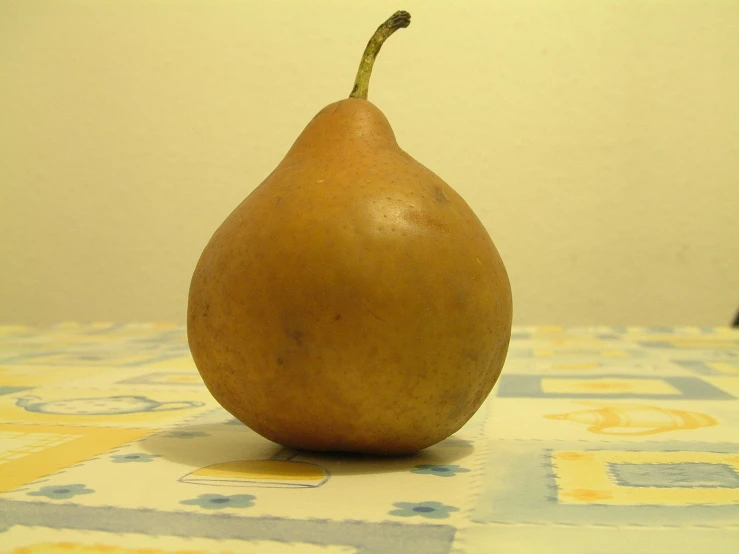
0 323 738 553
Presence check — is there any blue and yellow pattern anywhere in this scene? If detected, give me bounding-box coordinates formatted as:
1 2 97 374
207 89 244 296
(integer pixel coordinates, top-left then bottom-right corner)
0 323 737 553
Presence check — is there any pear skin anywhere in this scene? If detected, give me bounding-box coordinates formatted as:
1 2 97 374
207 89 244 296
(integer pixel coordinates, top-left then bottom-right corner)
187 12 512 455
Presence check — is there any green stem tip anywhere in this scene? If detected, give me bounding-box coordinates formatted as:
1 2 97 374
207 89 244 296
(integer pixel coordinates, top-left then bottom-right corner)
349 10 411 100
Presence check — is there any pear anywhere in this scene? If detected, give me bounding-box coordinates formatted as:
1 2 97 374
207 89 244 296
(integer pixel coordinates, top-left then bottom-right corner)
187 11 512 455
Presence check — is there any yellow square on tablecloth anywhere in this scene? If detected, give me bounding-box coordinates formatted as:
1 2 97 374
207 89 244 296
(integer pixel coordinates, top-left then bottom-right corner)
0 423 153 492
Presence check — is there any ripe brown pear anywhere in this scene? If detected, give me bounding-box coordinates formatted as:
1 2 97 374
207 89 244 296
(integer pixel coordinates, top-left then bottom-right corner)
187 11 512 455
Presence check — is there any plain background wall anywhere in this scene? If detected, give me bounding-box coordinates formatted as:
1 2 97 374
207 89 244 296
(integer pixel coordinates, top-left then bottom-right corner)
1 0 738 326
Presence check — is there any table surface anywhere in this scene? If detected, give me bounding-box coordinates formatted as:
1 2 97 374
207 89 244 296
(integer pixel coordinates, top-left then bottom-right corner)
0 323 738 553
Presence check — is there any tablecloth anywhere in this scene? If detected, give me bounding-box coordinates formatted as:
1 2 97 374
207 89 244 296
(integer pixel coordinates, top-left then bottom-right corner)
1 323 738 553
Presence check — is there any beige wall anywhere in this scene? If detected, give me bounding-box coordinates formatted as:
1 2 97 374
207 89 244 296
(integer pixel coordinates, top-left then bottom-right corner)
2 0 738 326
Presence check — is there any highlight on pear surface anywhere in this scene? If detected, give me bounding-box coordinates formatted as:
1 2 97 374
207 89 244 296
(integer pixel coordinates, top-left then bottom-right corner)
187 11 512 456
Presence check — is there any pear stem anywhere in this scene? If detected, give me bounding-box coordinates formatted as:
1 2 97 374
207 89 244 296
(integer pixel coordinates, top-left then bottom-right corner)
349 11 411 100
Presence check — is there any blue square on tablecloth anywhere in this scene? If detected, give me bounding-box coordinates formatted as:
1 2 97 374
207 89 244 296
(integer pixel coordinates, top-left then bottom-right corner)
608 462 739 489
495 375 734 399
0 386 32 397
673 360 739 376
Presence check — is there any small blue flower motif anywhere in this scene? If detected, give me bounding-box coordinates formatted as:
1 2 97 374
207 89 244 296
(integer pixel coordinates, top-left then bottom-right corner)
411 464 471 477
165 430 209 439
389 501 460 520
180 493 256 510
110 453 161 463
28 484 94 500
